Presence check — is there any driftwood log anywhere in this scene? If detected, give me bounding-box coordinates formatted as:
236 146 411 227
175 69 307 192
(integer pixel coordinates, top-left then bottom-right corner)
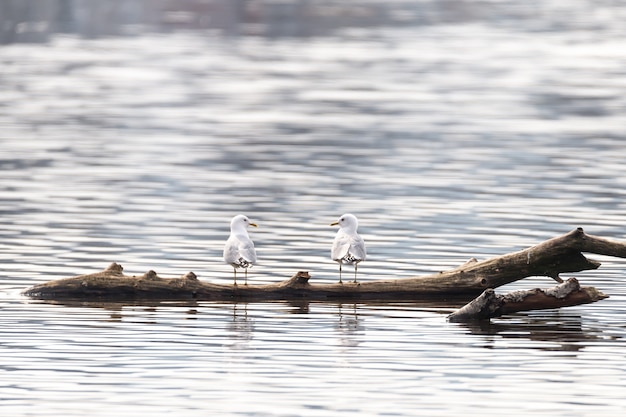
23 228 623 319
448 277 607 322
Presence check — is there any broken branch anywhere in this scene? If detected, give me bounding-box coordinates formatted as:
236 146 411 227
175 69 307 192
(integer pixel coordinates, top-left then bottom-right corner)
447 278 609 322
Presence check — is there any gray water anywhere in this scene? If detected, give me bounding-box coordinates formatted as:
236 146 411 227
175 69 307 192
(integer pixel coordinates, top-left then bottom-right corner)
1 1 626 416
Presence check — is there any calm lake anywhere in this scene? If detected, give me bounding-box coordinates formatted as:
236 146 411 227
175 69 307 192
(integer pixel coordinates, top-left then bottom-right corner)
1 1 626 416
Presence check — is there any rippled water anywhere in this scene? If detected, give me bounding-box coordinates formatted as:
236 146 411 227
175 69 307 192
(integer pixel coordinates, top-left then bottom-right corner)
2 1 626 416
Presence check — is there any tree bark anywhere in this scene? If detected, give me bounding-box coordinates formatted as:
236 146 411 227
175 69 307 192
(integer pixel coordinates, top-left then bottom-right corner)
22 228 624 308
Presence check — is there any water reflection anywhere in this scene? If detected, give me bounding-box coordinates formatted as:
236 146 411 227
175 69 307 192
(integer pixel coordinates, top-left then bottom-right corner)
336 303 363 348
227 303 254 349
463 312 612 352
28 298 615 354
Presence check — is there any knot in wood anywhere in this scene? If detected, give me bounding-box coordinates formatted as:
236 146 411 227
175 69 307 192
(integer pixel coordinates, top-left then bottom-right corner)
294 271 310 284
184 272 198 281
144 270 158 280
106 263 124 273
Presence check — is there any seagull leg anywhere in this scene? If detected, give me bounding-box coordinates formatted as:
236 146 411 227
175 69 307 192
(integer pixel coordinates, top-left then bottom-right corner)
233 268 237 286
339 262 343 284
244 268 248 286
354 263 358 283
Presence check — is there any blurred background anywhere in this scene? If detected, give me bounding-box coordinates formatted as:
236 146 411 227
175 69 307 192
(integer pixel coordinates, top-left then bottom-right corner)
4 0 601 42
2 1 626 417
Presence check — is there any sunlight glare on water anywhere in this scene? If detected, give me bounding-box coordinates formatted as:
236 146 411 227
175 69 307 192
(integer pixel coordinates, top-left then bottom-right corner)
1 0 626 416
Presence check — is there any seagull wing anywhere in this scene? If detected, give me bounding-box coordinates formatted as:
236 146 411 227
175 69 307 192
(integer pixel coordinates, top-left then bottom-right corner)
223 235 241 265
331 232 351 261
349 234 367 261
237 235 257 264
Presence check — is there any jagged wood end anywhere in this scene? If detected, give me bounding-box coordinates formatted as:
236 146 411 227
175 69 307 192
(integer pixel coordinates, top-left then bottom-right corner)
447 277 609 323
451 227 621 291
445 288 502 322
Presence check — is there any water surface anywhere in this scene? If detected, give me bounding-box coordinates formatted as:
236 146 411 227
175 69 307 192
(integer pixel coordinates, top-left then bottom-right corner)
1 1 626 416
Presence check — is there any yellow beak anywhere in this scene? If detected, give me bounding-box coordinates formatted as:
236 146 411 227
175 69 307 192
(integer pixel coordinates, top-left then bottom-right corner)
330 221 339 226
250 223 258 228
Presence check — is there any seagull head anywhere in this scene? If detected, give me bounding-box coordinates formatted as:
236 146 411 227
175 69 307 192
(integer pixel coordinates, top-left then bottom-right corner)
231 214 258 232
330 213 359 233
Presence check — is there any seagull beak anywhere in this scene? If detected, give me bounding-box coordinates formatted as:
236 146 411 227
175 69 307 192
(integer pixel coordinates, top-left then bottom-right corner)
330 221 339 226
250 223 258 228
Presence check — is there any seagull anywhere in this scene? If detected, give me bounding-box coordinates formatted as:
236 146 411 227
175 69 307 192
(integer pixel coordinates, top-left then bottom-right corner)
223 214 258 286
330 213 366 284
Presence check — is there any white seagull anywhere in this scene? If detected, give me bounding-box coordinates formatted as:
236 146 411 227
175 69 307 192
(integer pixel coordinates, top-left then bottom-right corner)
223 214 258 286
330 213 366 284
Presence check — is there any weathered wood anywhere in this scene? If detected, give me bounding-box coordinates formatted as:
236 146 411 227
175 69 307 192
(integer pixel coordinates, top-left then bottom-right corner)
447 277 609 322
22 228 625 305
